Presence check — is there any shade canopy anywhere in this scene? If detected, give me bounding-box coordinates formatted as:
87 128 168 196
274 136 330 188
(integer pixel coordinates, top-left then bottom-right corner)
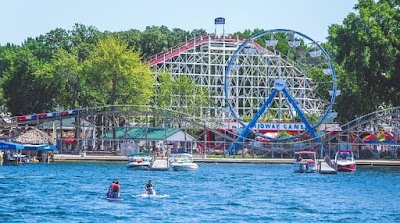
23 144 57 151
0 141 24 150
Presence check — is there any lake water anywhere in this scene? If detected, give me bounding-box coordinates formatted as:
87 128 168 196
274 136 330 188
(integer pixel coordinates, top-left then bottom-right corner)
0 162 399 223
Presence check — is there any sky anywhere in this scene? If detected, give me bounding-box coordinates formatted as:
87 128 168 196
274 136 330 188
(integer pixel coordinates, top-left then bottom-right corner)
1 0 358 45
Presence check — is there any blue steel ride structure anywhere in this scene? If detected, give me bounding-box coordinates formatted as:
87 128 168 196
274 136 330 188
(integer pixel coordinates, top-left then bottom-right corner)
224 29 338 155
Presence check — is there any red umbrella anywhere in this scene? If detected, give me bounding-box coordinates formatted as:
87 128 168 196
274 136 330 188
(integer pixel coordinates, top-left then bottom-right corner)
64 138 76 143
362 134 375 142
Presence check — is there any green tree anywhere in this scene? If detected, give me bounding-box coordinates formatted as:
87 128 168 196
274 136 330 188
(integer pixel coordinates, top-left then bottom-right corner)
328 0 400 120
155 72 174 109
69 23 102 61
85 35 154 107
140 26 170 58
0 44 20 109
171 76 208 118
2 48 59 115
51 47 84 109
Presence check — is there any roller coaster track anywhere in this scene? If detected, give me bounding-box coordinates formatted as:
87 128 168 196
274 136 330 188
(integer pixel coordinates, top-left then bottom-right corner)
147 34 271 66
5 105 238 145
4 105 400 158
283 107 400 157
319 107 400 143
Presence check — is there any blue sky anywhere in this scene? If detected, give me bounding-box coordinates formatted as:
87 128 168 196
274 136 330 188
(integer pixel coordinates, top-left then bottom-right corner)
1 0 358 45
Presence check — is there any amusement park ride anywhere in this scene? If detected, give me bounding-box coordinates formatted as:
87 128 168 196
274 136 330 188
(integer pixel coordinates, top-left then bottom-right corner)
2 27 400 159
222 29 338 155
150 28 339 156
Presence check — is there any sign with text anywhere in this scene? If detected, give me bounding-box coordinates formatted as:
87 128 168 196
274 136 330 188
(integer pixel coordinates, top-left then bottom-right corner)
214 17 225 25
219 121 340 132
222 122 306 131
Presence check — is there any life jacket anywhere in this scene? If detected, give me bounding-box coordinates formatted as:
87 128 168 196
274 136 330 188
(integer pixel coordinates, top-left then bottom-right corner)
112 183 120 192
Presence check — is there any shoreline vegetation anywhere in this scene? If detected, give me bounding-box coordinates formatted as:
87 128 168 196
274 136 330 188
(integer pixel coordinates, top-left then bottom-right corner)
53 154 400 166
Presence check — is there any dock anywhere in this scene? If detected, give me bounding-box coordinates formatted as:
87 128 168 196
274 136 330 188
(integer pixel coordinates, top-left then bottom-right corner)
318 161 337 174
52 154 400 166
150 159 170 171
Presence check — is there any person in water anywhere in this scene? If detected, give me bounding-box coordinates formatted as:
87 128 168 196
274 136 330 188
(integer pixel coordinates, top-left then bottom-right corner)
107 180 115 197
108 180 120 198
145 180 155 195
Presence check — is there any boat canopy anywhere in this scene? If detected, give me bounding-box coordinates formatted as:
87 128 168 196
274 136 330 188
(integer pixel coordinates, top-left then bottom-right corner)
127 152 149 157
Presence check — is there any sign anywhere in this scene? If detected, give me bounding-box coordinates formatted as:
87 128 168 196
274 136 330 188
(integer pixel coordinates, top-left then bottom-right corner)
221 121 340 133
274 79 285 91
214 17 225 25
224 122 306 131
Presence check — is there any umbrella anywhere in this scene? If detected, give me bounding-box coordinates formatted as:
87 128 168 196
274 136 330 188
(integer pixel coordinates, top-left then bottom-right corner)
63 138 76 144
362 134 375 142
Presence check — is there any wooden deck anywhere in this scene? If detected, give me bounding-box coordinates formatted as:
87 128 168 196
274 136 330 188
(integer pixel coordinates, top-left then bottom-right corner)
319 161 337 174
151 159 169 171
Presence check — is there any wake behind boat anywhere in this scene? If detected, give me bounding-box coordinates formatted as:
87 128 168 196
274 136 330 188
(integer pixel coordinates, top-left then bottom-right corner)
170 153 198 171
138 193 169 198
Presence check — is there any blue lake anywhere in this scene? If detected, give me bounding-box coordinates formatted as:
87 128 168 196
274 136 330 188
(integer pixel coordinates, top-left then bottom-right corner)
0 162 399 222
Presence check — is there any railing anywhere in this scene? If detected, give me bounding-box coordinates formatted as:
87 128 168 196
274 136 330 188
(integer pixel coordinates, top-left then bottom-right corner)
147 34 246 66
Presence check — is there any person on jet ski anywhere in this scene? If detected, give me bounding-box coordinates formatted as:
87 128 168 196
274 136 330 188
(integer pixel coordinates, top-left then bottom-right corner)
107 180 120 198
145 180 155 195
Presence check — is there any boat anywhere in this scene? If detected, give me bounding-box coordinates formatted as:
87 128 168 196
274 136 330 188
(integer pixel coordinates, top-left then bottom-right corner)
170 153 198 171
334 150 356 172
126 152 151 170
293 151 318 173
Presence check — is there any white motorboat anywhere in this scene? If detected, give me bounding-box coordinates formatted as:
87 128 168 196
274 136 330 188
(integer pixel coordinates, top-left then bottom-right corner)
170 153 198 171
127 153 151 170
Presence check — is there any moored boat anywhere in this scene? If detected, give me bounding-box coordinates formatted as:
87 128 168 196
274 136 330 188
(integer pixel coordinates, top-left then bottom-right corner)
334 150 356 172
127 153 151 170
293 151 318 173
170 153 198 171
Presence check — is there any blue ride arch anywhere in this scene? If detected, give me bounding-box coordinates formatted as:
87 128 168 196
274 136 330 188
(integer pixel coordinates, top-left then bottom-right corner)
224 29 338 155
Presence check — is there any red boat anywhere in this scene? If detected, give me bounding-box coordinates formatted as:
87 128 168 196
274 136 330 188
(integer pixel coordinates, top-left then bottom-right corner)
334 150 356 172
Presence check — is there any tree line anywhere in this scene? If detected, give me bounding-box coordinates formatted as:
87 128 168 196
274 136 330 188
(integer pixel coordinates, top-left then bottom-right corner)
0 24 207 116
0 0 399 124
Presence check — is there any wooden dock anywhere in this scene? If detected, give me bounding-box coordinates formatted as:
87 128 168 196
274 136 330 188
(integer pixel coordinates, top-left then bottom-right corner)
318 161 337 174
151 159 169 171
